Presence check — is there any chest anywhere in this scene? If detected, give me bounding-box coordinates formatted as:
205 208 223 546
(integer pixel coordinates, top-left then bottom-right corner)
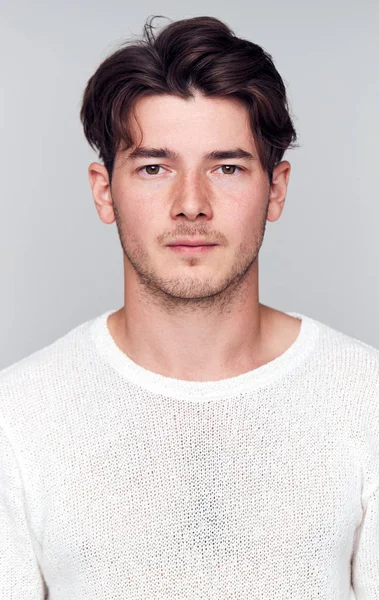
37 404 362 598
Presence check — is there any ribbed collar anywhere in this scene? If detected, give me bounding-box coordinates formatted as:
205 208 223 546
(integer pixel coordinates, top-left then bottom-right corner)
90 308 320 401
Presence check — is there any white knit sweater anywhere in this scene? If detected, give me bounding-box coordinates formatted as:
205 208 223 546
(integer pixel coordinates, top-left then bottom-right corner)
0 309 378 599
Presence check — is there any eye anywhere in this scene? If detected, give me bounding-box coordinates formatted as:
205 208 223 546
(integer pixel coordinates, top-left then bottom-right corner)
216 165 243 175
137 164 244 176
137 164 165 176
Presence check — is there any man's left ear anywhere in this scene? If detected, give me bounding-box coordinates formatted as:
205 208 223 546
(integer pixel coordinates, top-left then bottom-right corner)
266 161 291 223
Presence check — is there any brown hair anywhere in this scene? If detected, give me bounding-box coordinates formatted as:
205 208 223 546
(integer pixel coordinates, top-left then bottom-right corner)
80 15 297 184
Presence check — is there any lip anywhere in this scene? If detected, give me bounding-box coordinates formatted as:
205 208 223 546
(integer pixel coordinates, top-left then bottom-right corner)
168 239 217 247
168 245 217 254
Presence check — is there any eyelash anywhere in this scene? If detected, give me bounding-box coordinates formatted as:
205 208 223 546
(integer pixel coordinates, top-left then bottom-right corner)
137 165 244 176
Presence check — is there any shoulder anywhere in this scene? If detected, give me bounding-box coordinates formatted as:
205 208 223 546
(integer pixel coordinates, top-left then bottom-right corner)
302 312 379 376
310 314 379 433
0 313 98 420
317 316 379 377
296 312 379 419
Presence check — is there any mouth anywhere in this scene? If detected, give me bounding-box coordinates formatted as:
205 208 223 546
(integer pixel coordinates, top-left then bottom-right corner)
168 244 218 254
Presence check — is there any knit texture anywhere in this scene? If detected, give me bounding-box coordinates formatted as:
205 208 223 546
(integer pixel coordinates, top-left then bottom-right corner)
0 309 378 599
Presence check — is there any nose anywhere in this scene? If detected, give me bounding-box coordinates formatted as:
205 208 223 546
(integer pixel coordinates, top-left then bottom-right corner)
169 170 214 222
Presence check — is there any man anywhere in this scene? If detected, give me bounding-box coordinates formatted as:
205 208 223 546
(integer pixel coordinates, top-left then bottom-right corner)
1 14 378 600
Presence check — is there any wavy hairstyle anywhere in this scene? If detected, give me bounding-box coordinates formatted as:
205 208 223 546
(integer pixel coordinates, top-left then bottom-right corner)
80 15 298 184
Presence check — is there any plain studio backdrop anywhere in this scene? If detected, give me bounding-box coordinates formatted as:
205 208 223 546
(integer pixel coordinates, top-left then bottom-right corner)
0 0 378 369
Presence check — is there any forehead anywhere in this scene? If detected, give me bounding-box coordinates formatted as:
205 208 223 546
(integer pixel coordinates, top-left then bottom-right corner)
127 91 255 150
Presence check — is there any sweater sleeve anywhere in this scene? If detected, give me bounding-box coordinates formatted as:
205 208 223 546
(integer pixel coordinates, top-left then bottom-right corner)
351 484 379 599
0 424 46 599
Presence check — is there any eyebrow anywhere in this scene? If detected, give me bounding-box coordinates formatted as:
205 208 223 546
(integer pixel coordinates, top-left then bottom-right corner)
125 146 256 161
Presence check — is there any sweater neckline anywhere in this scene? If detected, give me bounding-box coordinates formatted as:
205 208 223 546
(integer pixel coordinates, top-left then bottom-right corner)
90 308 320 401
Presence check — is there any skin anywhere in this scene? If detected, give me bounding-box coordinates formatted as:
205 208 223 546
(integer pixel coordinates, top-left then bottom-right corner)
88 90 301 382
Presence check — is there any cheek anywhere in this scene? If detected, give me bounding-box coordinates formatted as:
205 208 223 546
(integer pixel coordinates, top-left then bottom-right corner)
226 193 262 228
224 196 267 248
128 185 160 221
114 185 154 228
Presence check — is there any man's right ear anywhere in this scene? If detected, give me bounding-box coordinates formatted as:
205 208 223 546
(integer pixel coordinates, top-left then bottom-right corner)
88 162 115 225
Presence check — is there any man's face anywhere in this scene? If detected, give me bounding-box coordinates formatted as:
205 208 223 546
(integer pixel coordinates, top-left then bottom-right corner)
108 91 277 311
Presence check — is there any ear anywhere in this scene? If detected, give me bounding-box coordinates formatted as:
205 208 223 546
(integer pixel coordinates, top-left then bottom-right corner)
266 161 291 223
88 162 115 225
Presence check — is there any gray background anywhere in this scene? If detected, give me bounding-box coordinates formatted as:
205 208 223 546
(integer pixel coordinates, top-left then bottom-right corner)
1 0 378 370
